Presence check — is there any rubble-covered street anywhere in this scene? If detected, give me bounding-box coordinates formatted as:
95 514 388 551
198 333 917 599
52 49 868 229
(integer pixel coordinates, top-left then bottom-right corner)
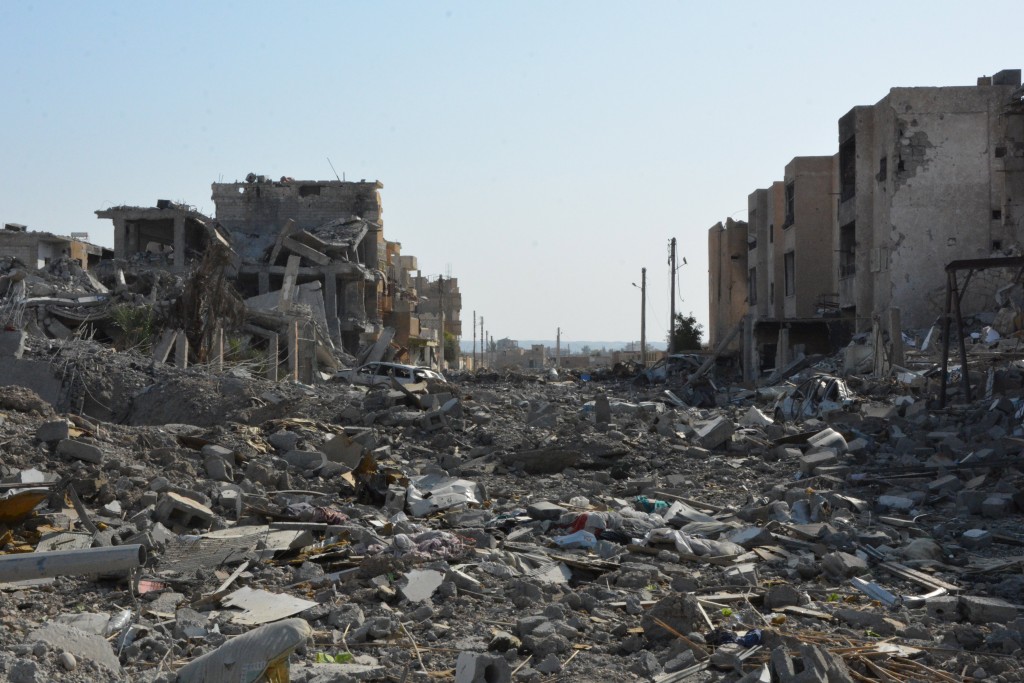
4 263 1024 682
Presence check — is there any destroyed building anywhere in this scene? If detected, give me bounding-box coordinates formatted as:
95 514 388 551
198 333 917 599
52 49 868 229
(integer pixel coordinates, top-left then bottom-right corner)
0 223 107 271
710 68 1024 380
84 175 464 378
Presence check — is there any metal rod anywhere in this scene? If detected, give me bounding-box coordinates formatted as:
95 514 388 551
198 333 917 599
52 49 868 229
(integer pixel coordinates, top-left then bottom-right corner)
0 544 146 583
950 271 971 402
939 271 953 407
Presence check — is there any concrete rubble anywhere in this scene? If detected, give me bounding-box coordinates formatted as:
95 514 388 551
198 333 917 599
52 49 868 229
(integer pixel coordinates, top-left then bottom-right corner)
5 267 1024 681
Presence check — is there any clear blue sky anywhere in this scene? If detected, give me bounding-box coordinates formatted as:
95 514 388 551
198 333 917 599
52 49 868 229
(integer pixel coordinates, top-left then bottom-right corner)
2 2 1019 344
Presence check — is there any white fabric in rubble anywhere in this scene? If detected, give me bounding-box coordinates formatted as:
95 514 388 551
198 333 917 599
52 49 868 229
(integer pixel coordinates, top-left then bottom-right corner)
639 528 745 557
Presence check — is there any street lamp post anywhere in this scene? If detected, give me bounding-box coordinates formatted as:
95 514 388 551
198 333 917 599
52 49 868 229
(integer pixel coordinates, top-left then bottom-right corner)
632 268 647 368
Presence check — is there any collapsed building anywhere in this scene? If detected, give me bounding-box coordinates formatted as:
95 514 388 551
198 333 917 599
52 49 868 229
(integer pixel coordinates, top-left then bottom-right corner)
710 68 1024 384
0 174 461 400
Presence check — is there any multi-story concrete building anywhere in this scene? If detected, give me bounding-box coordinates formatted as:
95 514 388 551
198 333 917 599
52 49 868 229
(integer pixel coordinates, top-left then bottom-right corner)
707 217 748 351
836 69 1024 330
710 67 1024 381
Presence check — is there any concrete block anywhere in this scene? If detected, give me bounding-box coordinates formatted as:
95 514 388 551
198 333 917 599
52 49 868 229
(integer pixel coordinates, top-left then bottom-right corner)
877 495 915 513
400 569 445 603
957 490 988 515
155 491 214 531
419 409 447 433
268 430 301 452
204 455 234 483
455 651 511 683
961 529 993 550
0 330 27 358
807 428 847 453
926 596 961 622
764 583 802 609
728 526 774 549
694 416 734 450
800 449 837 475
201 444 234 461
283 450 327 470
36 419 71 442
321 432 363 468
56 438 104 464
821 551 868 578
982 494 1014 519
962 596 1017 624
527 501 566 521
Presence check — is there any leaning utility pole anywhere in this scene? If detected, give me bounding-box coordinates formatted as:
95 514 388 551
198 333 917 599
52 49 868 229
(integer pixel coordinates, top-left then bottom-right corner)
669 238 677 355
640 267 647 367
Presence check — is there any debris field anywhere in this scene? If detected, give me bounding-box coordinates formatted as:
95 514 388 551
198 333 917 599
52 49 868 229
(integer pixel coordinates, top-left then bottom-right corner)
3 260 1024 683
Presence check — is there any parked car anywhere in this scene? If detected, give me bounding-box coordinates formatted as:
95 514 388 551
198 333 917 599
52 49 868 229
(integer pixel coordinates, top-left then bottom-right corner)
772 374 857 421
337 362 446 386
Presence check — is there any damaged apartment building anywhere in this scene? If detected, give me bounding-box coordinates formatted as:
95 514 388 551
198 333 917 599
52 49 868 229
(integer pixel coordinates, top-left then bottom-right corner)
710 68 1024 382
89 175 460 380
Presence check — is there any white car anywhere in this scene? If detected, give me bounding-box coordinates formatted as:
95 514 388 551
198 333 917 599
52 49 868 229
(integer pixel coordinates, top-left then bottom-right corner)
338 362 446 386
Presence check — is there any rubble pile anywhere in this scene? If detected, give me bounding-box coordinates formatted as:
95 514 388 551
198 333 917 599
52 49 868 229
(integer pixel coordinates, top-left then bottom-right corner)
3 336 1024 682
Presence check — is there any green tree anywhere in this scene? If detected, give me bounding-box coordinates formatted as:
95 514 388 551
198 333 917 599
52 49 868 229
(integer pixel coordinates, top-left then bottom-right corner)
669 313 704 351
443 332 459 363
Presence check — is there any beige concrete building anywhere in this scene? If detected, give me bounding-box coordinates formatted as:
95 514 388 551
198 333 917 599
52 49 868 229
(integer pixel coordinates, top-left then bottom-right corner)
836 69 1024 331
707 217 748 351
0 224 107 270
711 67 1024 382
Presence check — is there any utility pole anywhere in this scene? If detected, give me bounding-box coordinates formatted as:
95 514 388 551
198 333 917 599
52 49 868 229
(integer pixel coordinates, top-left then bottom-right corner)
669 238 677 355
556 327 561 368
473 310 477 370
438 276 445 372
640 267 647 367
480 316 485 369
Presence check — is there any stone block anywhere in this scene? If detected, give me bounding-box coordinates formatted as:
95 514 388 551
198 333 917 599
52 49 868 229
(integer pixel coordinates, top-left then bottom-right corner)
56 438 104 464
36 419 70 443
454 651 511 683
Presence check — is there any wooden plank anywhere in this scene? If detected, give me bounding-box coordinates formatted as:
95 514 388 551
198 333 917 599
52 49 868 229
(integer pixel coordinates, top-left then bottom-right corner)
879 561 960 593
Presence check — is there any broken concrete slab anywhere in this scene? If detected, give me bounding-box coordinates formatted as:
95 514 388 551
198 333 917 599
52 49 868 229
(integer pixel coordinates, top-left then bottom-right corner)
55 438 103 464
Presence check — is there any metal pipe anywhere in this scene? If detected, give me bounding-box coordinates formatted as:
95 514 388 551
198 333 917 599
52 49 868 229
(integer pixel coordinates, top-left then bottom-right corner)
0 544 146 582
